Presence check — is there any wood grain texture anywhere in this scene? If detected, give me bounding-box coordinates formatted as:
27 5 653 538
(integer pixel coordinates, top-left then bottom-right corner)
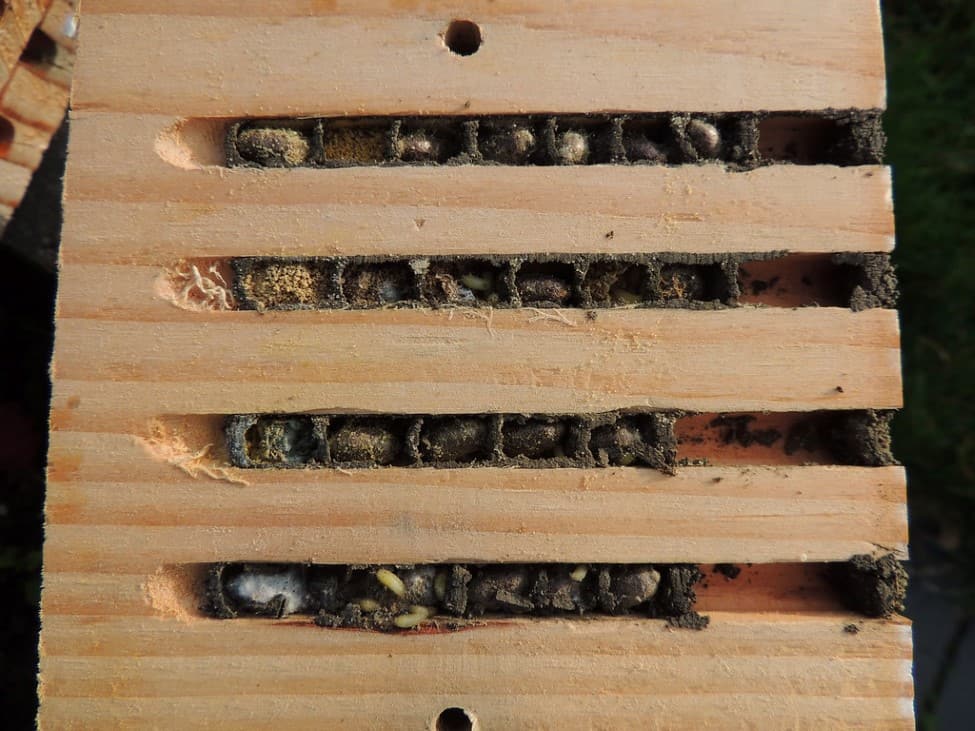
50 307 902 416
58 112 894 262
44 422 908 569
0 0 74 216
38 611 912 730
0 0 49 88
74 1 886 114
41 2 910 728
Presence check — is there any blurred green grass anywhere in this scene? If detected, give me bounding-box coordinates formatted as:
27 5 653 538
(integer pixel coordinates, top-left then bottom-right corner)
885 0 975 602
884 2 975 727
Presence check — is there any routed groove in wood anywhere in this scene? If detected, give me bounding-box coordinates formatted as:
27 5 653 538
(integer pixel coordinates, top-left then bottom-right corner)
226 110 885 170
225 410 896 471
205 562 708 631
227 252 896 312
203 555 907 631
676 411 897 467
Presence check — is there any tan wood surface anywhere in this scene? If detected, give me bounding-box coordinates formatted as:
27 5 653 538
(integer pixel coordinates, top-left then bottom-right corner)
38 610 912 730
50 307 902 417
40 2 910 728
0 0 49 87
44 423 908 569
75 1 885 115
0 0 75 219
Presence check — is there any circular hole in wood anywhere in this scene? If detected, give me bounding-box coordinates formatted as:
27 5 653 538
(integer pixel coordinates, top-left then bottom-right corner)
435 707 476 731
444 19 482 56
0 116 14 159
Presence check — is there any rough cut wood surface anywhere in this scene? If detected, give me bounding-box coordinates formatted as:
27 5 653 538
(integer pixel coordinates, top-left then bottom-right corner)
0 0 75 222
38 613 912 730
75 0 886 114
62 113 895 258
51 308 902 417
44 426 908 568
40 2 910 729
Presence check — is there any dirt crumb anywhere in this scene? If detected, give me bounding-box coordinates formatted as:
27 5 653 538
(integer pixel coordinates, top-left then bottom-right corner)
829 554 908 618
828 410 896 466
713 563 742 580
667 611 710 630
709 415 782 448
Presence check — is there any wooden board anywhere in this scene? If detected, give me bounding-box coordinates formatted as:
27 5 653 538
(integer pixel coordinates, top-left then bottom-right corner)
40 2 910 729
0 0 75 225
74 1 886 114
38 613 912 730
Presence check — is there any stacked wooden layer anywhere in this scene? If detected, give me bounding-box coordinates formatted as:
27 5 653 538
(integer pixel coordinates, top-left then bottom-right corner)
41 2 910 729
0 0 75 228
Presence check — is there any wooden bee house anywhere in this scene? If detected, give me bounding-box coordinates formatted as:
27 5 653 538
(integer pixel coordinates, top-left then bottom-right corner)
40 2 911 729
0 0 76 230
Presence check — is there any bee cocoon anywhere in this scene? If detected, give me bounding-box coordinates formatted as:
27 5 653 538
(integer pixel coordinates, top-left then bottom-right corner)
376 568 407 597
225 566 309 617
686 119 721 158
555 131 590 164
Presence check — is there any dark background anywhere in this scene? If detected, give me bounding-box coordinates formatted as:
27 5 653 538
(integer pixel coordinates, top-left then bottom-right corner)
1 2 973 728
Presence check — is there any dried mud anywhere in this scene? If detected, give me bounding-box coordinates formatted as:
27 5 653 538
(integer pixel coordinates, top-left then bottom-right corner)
227 110 884 169
204 562 708 632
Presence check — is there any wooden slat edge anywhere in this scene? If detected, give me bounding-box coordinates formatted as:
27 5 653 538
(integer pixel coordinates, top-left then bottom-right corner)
73 4 885 114
50 308 903 416
59 113 895 260
44 426 908 568
38 612 912 730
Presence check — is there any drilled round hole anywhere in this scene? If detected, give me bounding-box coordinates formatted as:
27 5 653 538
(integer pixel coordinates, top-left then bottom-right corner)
444 20 481 56
435 707 476 731
0 116 14 159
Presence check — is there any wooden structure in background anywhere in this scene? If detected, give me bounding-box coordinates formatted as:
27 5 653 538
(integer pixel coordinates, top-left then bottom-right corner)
0 0 75 227
41 2 910 729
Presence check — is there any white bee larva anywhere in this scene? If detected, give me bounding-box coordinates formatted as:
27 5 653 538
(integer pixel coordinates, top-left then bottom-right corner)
570 565 589 582
376 568 407 597
434 571 448 601
393 605 434 629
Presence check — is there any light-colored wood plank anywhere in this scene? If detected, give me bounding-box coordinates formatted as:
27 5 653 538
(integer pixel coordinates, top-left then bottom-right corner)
38 0 78 52
0 61 68 129
0 0 48 88
50 307 902 417
41 5 908 729
43 427 908 568
58 112 894 262
0 156 33 206
37 612 912 730
74 2 885 114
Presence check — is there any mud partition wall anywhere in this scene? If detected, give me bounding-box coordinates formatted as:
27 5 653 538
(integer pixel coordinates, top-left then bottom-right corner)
40 3 911 729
